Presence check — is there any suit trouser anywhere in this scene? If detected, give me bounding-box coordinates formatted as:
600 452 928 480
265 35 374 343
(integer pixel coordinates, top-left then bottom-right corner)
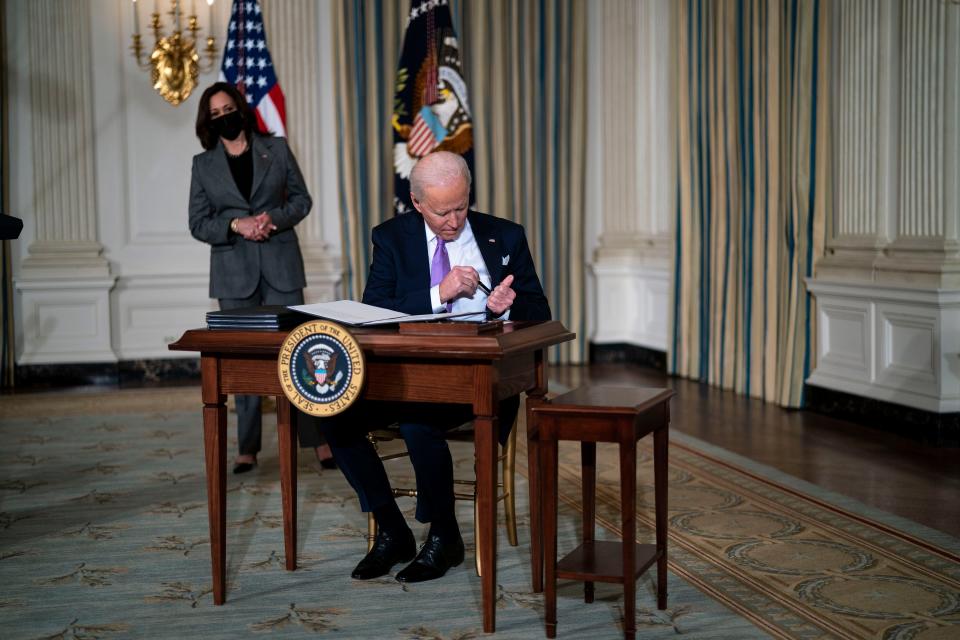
218 278 325 455
321 396 519 523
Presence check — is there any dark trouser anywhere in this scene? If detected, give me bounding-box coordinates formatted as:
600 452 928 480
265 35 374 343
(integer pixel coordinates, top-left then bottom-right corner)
218 279 325 455
321 396 519 523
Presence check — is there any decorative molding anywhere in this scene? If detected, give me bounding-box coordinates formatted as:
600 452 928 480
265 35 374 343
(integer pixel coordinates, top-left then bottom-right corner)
806 279 960 414
590 262 670 351
15 278 117 364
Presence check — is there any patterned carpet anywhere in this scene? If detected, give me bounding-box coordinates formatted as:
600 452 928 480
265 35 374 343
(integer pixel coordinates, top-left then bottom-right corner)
1 388 958 639
554 433 960 639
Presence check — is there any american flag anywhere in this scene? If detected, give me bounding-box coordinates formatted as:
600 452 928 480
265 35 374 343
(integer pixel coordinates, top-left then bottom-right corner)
219 0 286 137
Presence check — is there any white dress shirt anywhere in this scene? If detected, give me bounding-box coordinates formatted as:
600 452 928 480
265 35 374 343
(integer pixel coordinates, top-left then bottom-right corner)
426 219 506 320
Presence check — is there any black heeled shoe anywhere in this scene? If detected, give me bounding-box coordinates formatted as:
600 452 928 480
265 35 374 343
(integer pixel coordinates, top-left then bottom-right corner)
232 459 257 474
314 446 337 470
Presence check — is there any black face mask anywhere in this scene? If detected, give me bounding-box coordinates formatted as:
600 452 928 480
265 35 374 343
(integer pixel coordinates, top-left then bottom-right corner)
211 110 245 141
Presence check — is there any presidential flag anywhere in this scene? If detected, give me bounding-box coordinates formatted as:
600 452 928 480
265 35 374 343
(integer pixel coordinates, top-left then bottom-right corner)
392 0 474 213
219 0 286 137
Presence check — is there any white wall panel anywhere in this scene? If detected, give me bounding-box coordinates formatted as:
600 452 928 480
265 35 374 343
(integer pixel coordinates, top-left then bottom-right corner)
876 305 937 393
17 281 116 364
807 280 960 413
591 263 670 351
818 301 871 380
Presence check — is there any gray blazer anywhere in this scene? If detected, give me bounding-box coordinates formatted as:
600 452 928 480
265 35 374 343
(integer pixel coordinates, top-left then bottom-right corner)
188 136 312 299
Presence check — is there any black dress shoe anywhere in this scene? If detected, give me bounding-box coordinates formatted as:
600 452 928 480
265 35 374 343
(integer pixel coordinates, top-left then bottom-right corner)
395 533 465 583
351 528 416 580
319 457 337 470
232 460 257 474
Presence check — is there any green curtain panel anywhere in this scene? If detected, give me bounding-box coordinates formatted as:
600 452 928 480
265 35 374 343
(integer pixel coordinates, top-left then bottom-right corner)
671 0 830 407
334 0 588 363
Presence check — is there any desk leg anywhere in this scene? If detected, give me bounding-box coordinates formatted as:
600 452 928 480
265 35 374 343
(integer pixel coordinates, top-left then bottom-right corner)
277 398 297 571
474 414 498 634
525 394 546 593
201 369 227 605
544 436 559 638
654 423 669 610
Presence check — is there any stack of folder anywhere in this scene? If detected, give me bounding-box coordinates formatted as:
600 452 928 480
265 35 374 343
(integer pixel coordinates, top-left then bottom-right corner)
205 305 308 331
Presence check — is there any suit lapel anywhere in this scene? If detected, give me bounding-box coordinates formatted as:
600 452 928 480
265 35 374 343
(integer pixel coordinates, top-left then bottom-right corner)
402 212 432 287
469 212 503 286
209 142 247 205
249 137 272 201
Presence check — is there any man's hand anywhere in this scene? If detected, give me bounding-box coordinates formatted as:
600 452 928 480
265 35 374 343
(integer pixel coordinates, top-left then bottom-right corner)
485 274 516 316
439 266 481 304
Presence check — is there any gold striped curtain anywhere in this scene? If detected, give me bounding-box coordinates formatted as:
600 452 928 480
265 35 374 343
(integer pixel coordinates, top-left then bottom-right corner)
672 0 830 407
333 0 588 363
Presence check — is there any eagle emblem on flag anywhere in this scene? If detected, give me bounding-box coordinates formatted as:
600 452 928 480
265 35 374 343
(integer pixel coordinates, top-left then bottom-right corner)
392 0 474 213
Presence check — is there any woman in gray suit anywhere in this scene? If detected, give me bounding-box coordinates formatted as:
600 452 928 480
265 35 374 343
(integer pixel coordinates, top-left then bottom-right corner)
188 82 334 473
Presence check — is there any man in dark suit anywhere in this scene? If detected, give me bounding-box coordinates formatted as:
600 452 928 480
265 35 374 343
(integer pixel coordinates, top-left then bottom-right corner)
324 151 550 584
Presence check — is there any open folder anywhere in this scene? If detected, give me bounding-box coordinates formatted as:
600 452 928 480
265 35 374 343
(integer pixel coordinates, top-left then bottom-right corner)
288 300 479 326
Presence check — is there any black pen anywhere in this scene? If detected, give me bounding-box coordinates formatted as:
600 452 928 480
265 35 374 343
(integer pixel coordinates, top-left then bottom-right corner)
477 281 492 295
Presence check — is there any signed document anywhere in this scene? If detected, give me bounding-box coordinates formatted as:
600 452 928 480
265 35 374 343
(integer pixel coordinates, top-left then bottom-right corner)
288 300 477 326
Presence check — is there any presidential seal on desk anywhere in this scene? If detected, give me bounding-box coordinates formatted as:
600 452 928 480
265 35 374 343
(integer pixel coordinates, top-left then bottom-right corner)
278 321 365 416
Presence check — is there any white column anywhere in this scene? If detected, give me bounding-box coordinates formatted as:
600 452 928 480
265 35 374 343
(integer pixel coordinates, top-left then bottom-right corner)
875 0 960 287
808 0 960 416
589 0 676 350
817 0 898 281
14 0 116 364
262 0 342 302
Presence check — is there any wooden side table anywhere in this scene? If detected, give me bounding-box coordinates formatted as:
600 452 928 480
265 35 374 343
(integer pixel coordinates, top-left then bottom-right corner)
532 386 673 640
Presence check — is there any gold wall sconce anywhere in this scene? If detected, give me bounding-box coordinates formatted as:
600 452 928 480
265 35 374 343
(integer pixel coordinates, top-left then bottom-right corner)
129 0 219 106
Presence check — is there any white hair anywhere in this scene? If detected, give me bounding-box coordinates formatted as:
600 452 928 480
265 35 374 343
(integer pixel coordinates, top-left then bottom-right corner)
409 151 472 201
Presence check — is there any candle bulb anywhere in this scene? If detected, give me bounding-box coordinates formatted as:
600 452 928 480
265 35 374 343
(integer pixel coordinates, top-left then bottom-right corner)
207 0 214 37
132 0 140 35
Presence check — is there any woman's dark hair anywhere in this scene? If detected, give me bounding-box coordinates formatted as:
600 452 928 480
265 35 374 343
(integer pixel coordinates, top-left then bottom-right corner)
195 82 269 150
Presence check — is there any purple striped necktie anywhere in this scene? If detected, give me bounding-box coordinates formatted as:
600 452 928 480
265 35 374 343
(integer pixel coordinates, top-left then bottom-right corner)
431 237 452 312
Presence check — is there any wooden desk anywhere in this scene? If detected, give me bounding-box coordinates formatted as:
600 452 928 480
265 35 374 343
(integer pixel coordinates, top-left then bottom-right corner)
169 320 574 633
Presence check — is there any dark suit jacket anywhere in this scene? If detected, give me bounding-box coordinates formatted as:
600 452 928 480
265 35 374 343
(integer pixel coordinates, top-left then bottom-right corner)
188 136 311 299
0 213 23 240
362 211 550 321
